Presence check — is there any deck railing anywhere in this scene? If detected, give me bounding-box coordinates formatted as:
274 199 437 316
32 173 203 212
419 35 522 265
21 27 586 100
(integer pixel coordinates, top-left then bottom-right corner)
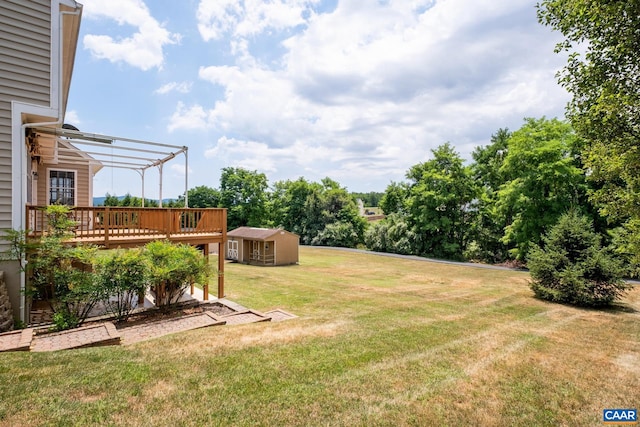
26 206 227 244
249 252 276 265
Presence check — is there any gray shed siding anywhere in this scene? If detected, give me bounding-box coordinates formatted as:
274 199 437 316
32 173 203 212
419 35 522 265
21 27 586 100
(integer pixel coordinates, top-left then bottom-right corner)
0 0 52 234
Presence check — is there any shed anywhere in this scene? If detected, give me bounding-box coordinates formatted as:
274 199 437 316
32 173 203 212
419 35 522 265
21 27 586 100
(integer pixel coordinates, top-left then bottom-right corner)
226 227 299 266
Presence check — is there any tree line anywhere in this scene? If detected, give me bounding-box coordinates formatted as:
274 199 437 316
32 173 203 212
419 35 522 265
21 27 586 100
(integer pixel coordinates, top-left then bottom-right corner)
96 115 636 278
98 3 639 306
370 118 607 263
98 1 640 281
100 169 368 248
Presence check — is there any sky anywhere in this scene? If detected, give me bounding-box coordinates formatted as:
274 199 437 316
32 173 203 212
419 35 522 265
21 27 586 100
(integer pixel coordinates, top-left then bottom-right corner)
66 0 571 200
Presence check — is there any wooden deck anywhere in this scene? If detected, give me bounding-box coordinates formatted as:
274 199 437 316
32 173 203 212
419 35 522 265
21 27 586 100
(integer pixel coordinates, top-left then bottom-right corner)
26 206 227 248
26 205 228 298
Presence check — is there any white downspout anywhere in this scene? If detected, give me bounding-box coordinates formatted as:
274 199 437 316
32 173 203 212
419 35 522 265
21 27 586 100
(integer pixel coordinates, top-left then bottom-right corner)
15 4 82 323
184 149 188 208
134 169 145 207
158 163 163 208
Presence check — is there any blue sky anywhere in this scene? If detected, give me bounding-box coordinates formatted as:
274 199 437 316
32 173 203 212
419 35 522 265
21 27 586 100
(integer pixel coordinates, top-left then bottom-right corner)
66 0 570 200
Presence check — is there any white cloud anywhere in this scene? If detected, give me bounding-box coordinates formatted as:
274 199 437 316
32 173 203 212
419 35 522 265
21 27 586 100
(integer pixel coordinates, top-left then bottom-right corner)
81 0 180 70
204 137 282 173
171 0 569 190
195 63 314 140
167 102 209 132
196 0 320 41
196 0 242 41
155 81 193 95
64 110 81 127
170 163 192 176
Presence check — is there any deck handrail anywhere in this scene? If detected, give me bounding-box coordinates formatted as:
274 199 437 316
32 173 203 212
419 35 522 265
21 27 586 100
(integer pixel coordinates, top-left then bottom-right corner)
26 206 227 243
249 253 276 265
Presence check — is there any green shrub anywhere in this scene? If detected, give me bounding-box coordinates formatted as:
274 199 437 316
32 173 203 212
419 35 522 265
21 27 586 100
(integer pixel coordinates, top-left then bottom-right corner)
4 206 212 327
96 249 148 322
43 204 77 238
311 221 360 248
25 206 103 329
49 245 102 327
143 241 210 308
527 211 629 307
51 310 80 331
364 213 415 255
607 220 640 278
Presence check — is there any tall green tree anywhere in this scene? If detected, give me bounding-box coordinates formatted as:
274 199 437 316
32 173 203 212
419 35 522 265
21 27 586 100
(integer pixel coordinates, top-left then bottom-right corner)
270 178 325 241
364 212 415 255
496 117 586 260
270 177 366 247
379 181 408 215
316 178 367 247
101 193 121 207
219 167 268 229
351 191 384 208
100 193 159 207
538 0 640 268
528 210 628 307
405 143 477 260
470 128 511 262
187 185 220 208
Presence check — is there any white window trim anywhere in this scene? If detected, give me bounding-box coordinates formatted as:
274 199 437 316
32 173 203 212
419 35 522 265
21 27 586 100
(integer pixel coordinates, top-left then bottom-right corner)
47 168 76 206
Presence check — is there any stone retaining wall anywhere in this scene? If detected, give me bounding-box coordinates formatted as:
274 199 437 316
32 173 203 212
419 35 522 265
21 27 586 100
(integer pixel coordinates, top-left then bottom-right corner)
0 272 14 332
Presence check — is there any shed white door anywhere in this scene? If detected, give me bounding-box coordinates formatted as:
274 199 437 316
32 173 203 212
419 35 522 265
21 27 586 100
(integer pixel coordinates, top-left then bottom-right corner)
228 241 238 260
252 241 261 261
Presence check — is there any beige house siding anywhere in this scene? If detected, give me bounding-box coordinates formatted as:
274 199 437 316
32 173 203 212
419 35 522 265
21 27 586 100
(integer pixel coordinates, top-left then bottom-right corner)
0 1 51 104
0 1 53 321
36 159 93 207
0 0 52 234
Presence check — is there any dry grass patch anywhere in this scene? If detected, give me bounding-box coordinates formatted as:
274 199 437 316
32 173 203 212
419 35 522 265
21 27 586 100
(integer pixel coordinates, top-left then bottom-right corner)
0 247 638 426
160 319 352 358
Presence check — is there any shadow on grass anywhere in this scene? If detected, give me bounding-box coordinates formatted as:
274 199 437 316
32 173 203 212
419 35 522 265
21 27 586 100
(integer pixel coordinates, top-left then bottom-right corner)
600 303 638 314
531 295 639 315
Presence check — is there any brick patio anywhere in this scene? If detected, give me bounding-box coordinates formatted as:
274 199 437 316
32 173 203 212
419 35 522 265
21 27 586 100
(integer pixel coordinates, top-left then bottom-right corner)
0 299 296 352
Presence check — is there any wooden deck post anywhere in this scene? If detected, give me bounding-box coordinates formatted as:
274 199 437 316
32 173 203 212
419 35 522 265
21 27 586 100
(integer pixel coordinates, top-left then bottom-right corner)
218 244 224 298
218 209 226 298
165 209 171 239
104 207 110 246
202 243 209 300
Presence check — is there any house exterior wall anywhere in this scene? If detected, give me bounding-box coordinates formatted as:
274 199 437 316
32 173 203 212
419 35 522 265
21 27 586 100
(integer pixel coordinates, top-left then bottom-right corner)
0 0 54 322
0 0 52 237
36 158 93 206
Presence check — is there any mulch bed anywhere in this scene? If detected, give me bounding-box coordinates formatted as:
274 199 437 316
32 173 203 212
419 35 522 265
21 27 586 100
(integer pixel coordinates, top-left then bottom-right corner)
30 300 237 333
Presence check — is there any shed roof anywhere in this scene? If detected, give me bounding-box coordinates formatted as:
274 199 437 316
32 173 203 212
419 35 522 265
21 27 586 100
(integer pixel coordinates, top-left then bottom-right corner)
227 227 298 241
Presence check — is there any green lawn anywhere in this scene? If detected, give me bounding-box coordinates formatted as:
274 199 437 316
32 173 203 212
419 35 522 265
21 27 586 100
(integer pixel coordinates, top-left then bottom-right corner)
1 247 638 426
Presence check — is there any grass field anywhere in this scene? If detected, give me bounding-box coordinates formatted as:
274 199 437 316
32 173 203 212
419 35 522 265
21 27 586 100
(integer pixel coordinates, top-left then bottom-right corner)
1 247 638 426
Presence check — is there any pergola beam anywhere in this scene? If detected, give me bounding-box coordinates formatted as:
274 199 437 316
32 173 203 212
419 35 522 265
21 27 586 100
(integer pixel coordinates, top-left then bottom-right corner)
32 126 190 207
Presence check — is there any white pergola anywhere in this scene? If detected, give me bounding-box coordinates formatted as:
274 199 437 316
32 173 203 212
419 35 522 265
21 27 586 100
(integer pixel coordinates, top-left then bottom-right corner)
32 126 190 207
